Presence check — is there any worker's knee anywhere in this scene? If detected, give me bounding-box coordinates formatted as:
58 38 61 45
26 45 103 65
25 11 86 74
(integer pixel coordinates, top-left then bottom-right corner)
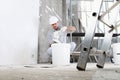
47 47 52 57
70 42 76 52
71 42 76 47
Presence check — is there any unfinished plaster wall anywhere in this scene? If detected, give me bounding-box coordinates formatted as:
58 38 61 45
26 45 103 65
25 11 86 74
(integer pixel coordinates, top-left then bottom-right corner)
39 0 63 62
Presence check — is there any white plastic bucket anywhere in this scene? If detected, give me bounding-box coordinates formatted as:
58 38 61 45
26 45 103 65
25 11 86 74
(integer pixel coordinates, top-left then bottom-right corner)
112 43 120 64
51 43 70 66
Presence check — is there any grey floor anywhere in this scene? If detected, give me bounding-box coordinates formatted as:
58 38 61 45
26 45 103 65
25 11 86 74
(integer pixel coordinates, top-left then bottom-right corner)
0 63 120 80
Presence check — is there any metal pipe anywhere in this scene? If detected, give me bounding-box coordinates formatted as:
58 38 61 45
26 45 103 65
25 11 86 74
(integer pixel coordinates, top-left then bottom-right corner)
100 0 120 18
70 0 73 42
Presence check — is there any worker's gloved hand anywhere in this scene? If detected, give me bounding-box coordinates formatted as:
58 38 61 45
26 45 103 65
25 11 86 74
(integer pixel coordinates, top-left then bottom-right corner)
66 26 76 33
60 27 67 32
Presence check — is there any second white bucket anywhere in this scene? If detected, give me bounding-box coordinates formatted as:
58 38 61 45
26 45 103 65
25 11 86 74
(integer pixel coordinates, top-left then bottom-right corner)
112 43 120 64
51 43 70 66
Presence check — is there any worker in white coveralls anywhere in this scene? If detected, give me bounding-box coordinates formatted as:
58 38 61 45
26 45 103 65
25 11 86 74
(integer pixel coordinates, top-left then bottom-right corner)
47 16 76 62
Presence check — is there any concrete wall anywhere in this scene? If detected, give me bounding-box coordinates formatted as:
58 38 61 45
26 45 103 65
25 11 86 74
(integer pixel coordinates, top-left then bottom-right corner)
0 0 39 65
39 0 63 62
0 0 66 64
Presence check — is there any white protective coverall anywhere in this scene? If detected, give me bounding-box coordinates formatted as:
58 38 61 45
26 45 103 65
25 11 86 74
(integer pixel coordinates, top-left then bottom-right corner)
47 26 76 56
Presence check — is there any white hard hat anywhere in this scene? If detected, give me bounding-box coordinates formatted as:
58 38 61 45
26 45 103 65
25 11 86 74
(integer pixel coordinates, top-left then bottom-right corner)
49 16 58 25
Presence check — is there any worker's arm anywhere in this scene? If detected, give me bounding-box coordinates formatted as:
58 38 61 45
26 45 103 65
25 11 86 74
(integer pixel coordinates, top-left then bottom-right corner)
47 30 54 46
66 26 76 32
60 26 76 33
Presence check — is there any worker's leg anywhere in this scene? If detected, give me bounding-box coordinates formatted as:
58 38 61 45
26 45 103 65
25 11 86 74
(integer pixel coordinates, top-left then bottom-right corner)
69 42 76 63
47 47 52 56
47 47 52 63
70 42 76 54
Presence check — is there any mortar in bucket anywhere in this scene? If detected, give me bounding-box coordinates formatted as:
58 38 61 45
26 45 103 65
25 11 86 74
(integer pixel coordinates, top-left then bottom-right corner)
51 43 70 66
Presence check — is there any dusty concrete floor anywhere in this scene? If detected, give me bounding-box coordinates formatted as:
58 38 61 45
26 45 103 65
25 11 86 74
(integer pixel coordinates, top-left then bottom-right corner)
0 63 120 80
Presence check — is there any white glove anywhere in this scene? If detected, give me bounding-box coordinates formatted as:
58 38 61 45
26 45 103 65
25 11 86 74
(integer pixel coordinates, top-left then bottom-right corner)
60 27 67 32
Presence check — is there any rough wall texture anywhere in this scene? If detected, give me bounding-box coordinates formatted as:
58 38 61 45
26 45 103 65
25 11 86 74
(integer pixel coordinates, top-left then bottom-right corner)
38 0 63 62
